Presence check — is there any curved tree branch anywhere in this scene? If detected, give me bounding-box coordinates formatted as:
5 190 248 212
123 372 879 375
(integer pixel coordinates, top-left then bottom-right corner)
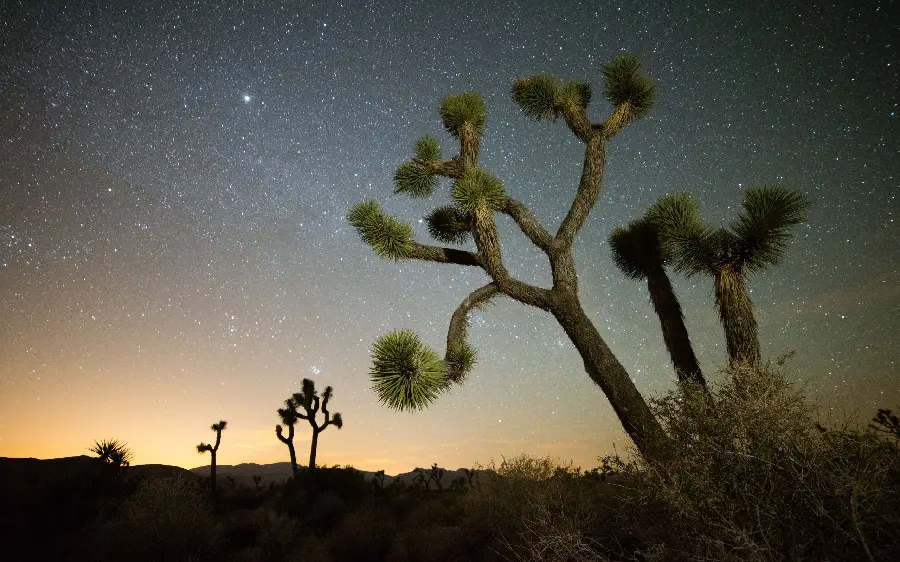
406 242 481 266
501 197 553 253
556 134 606 248
445 282 500 383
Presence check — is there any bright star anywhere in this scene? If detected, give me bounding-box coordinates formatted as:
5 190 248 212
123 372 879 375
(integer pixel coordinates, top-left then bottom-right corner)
243 94 252 103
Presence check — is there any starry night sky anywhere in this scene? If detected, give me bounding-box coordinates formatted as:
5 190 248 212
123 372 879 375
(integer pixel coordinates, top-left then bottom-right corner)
1 0 897 474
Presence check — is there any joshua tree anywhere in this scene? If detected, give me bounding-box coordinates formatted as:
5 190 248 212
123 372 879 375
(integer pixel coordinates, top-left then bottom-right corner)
428 462 445 492
374 469 386 489
276 397 301 477
196 420 227 497
253 475 262 491
349 54 671 460
277 378 343 477
610 218 705 388
647 187 810 367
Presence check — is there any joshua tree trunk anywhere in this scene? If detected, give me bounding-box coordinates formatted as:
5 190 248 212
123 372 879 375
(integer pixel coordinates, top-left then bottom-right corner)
308 429 319 475
714 266 760 367
210 451 217 494
646 267 705 387
551 292 671 460
287 442 298 476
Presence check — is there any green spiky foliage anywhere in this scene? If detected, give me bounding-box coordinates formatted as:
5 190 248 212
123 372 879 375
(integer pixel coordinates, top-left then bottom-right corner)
610 219 705 389
452 168 507 212
196 420 227 498
348 200 414 260
348 57 687 463
602 53 655 126
276 399 301 476
439 92 486 138
511 74 592 121
425 205 471 244
414 135 442 163
648 186 810 367
278 378 343 477
370 330 447 412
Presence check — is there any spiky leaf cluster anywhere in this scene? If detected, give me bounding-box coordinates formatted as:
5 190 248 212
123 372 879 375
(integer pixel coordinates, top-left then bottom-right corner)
445 343 476 384
511 74 592 121
425 205 471 244
602 54 655 121
439 92 486 138
196 443 213 454
332 412 344 428
609 220 667 280
452 168 507 212
89 439 134 467
646 193 716 275
414 136 442 163
348 200 415 260
370 330 446 412
732 186 810 273
394 162 436 197
211 420 227 432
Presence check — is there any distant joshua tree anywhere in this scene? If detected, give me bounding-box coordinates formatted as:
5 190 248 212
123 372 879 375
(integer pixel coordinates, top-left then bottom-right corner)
429 462 445 492
348 54 673 461
647 187 809 367
276 397 301 477
871 408 900 442
196 420 227 497
277 378 343 477
609 217 705 389
374 469 386 490
253 475 262 491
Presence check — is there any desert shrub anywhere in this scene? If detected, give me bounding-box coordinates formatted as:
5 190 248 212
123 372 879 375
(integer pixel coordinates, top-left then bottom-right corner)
327 503 397 561
463 455 624 561
80 474 219 561
227 507 304 562
618 362 900 561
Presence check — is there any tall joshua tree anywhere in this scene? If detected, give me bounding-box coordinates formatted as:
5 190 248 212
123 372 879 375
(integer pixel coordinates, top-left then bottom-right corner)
196 420 227 497
348 54 671 461
277 379 344 477
609 218 705 388
276 398 301 477
647 187 810 367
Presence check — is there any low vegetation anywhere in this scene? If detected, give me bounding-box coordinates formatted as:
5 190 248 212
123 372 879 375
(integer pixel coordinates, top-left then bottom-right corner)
6 363 898 561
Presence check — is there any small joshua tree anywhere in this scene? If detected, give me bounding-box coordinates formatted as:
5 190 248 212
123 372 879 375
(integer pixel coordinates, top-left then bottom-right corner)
429 462 445 492
278 378 343 478
647 187 810 367
276 398 301 477
610 217 706 389
349 54 672 461
196 420 227 497
88 438 133 483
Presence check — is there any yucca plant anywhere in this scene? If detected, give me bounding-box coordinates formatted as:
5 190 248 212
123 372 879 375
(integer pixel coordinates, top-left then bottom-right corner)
648 187 810 367
348 54 672 461
196 420 227 498
609 218 705 389
276 398 301 477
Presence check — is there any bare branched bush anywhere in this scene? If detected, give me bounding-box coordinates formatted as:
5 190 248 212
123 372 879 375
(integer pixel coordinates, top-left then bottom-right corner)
618 363 900 561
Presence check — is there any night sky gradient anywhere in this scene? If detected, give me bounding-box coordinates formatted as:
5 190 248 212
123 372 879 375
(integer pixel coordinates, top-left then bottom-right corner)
1 0 897 474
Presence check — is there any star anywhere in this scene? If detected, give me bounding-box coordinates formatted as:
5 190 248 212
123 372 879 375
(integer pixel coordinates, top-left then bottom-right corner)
242 94 252 103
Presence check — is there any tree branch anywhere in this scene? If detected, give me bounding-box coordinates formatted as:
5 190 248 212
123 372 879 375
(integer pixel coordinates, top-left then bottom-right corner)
501 197 553 253
556 134 606 248
445 282 499 383
406 241 481 266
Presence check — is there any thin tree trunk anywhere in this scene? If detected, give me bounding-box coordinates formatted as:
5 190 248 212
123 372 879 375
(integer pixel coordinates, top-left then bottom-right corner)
714 267 761 367
288 443 298 477
550 292 670 462
646 267 705 388
309 430 319 475
210 451 217 498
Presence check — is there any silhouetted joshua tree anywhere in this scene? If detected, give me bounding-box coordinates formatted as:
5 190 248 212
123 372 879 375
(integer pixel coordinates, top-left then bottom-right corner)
196 420 227 497
428 462 445 492
871 408 900 442
647 187 810 367
348 54 671 461
277 379 344 477
276 397 301 477
610 217 705 388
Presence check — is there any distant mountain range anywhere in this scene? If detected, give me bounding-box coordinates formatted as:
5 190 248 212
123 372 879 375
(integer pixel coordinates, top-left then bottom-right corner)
0 456 490 494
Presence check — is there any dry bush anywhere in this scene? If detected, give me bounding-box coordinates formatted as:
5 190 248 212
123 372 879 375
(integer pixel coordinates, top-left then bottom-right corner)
326 503 397 561
619 363 900 561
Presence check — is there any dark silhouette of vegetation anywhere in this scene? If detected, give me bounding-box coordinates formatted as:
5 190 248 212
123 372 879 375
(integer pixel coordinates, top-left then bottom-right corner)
872 408 900 442
610 217 706 388
196 420 227 498
349 54 671 461
276 379 343 478
88 438 133 468
647 187 810 367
